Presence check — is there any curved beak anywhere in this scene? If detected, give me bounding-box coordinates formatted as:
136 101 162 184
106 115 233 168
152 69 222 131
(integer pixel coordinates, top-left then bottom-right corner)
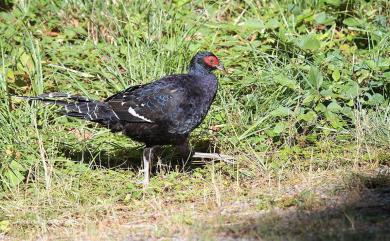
216 64 227 74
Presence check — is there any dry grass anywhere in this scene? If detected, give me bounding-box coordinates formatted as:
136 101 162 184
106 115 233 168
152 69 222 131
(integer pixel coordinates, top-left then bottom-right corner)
2 153 389 240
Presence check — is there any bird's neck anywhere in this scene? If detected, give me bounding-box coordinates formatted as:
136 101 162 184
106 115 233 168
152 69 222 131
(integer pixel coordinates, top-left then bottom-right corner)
188 63 212 76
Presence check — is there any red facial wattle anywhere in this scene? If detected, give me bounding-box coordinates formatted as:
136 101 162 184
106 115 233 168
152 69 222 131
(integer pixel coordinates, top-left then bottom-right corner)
204 56 220 68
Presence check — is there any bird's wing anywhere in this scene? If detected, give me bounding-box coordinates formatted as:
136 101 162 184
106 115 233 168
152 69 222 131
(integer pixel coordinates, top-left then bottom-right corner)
104 85 143 102
106 77 189 124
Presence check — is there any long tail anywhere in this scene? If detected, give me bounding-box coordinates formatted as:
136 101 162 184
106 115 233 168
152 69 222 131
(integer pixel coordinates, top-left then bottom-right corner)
14 92 119 122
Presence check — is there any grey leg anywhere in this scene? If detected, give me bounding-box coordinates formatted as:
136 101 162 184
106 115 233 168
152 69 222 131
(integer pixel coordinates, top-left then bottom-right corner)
142 146 159 188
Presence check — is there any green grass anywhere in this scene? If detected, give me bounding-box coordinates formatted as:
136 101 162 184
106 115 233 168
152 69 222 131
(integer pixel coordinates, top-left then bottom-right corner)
0 0 389 240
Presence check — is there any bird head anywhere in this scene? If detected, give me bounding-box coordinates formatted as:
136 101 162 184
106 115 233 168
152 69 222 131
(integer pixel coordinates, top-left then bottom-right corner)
189 51 226 75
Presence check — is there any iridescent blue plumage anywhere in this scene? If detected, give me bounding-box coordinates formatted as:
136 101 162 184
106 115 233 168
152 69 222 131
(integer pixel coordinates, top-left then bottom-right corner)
18 51 225 186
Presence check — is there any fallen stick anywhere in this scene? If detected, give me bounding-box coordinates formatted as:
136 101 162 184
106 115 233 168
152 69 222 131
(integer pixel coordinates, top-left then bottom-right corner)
192 152 236 164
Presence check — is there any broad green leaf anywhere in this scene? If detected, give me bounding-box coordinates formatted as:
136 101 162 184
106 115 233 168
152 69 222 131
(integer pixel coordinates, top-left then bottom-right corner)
302 93 317 105
343 18 360 27
273 122 287 134
384 72 390 81
9 161 25 171
298 111 317 122
324 0 341 6
274 74 297 89
320 89 333 98
3 169 24 187
315 103 327 113
270 106 292 117
307 66 323 90
332 69 340 81
341 82 359 99
241 19 264 31
20 52 34 72
314 12 335 25
297 35 321 51
325 112 344 129
365 60 379 71
327 101 342 113
6 69 15 83
306 134 318 142
376 57 390 69
342 107 354 119
265 18 280 29
367 93 385 105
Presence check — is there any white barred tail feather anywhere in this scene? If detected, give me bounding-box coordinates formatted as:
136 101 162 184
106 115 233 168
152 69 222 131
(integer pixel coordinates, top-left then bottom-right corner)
15 92 153 123
15 92 119 122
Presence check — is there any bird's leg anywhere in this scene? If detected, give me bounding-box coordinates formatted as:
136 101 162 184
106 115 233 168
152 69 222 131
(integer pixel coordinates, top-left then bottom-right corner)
143 148 151 188
177 138 192 159
142 146 159 188
176 138 194 169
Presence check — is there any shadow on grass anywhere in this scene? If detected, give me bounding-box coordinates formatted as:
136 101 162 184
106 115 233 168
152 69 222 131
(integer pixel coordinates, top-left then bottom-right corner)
218 172 390 241
0 0 13 12
60 138 218 172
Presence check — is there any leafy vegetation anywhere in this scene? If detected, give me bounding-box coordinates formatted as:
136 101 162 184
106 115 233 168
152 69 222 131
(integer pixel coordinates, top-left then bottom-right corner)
0 0 389 240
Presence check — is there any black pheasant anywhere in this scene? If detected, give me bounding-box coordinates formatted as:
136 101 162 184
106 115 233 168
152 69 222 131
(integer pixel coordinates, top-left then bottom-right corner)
18 51 225 186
